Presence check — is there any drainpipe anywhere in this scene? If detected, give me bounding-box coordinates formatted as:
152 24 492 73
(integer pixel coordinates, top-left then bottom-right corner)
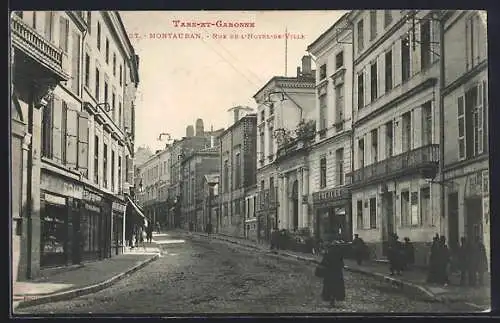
439 13 446 236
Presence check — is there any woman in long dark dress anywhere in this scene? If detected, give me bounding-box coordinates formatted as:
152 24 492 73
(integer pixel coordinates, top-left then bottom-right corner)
319 242 346 307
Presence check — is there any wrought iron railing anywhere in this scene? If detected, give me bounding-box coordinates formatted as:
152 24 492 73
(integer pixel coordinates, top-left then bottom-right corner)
256 187 278 211
348 144 439 186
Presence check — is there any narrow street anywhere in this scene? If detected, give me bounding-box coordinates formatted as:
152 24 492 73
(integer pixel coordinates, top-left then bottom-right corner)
21 233 461 314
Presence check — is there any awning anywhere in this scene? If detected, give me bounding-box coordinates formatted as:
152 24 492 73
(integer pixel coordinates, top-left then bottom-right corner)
126 196 147 226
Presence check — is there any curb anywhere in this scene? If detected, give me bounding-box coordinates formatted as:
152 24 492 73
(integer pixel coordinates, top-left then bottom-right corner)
185 231 487 312
14 253 160 311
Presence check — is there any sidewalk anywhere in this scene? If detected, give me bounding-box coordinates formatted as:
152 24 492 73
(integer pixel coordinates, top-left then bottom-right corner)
13 243 161 312
179 230 490 312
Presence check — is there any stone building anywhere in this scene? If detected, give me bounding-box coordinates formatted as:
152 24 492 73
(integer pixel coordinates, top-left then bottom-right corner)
253 57 316 242
441 11 489 267
307 13 354 242
347 10 442 265
201 174 220 233
11 11 140 282
218 113 257 237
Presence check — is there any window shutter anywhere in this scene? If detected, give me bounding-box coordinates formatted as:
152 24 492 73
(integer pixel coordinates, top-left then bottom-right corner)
393 40 402 86
59 17 68 52
77 112 90 175
483 80 488 153
52 97 63 162
457 95 466 160
412 22 421 76
477 83 484 154
473 15 480 66
65 108 78 168
71 30 81 94
366 64 371 106
379 53 385 97
353 72 359 113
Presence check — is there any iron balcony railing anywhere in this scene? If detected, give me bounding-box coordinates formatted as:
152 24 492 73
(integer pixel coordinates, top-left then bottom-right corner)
348 144 440 186
11 14 69 80
256 187 278 212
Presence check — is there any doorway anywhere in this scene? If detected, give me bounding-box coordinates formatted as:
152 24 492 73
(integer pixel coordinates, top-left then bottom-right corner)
466 197 483 243
292 180 299 230
448 192 459 251
382 192 394 256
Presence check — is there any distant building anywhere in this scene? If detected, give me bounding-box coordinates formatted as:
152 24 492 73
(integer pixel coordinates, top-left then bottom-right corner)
218 114 257 237
202 174 220 233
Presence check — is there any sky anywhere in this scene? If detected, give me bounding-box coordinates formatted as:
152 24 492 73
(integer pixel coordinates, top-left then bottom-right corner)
120 11 347 151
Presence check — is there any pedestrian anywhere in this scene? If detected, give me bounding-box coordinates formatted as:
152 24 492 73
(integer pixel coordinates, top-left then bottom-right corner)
146 224 153 243
137 225 146 250
457 237 469 286
270 228 278 250
427 234 440 283
402 237 415 270
388 234 403 276
206 222 213 238
156 221 161 234
436 235 450 286
315 242 346 307
470 236 488 287
352 234 366 266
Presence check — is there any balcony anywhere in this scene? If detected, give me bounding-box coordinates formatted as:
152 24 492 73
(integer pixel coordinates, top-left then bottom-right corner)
256 187 278 212
11 14 69 81
348 144 440 188
276 120 316 161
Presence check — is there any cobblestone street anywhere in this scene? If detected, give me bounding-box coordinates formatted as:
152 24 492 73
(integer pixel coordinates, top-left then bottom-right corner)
18 233 463 314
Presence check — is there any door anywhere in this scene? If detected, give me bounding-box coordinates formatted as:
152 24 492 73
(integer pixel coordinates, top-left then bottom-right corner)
292 180 299 230
448 193 459 252
382 192 394 256
466 197 483 243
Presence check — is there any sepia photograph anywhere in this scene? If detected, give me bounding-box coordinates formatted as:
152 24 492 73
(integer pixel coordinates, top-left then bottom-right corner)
10 10 491 315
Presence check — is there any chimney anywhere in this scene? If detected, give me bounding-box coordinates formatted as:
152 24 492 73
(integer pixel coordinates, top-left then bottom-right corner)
186 125 194 137
301 55 312 76
210 135 215 148
233 108 240 124
296 66 301 77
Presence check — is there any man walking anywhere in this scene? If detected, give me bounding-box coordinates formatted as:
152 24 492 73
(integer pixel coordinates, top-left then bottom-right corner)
352 234 366 266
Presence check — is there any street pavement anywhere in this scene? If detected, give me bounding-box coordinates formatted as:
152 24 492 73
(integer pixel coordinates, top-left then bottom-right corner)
18 232 467 314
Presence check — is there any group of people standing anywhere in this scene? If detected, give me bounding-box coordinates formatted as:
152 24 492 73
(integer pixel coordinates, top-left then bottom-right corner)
387 234 415 276
128 221 161 248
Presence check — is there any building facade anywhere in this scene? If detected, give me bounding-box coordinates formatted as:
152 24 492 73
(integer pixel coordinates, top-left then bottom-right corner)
307 13 355 242
11 11 139 281
202 174 220 234
218 113 257 237
441 11 489 268
253 57 316 242
348 10 442 265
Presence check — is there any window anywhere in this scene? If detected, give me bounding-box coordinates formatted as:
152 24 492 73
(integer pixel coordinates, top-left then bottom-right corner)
371 129 378 163
369 197 377 228
466 15 477 70
370 61 378 101
422 101 432 146
59 17 69 52
71 31 81 94
105 38 110 63
260 110 265 122
259 132 265 160
385 121 393 158
111 150 115 192
84 53 90 88
95 67 100 100
320 157 327 188
32 11 37 29
41 99 53 158
336 148 344 186
401 191 410 226
61 102 68 163
420 187 430 226
118 101 122 129
269 103 274 115
77 112 89 177
112 92 116 120
335 51 344 69
223 160 229 192
335 84 344 129
357 72 364 109
384 10 393 27
260 180 265 191
357 19 364 53
411 191 419 226
44 11 54 41
401 35 411 82
119 65 123 86
94 136 99 183
86 11 91 34
268 127 274 157
113 53 116 76
402 112 412 152
235 152 241 188
319 64 327 80
460 83 485 160
358 138 365 168
357 200 363 229
370 10 377 40
97 22 101 50
385 50 393 92
319 94 327 132
104 80 109 104
420 19 431 70
103 143 108 188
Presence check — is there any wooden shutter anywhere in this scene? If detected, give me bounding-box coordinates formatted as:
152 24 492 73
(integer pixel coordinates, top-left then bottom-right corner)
65 108 78 168
77 112 89 174
412 22 421 76
52 97 63 162
457 95 466 160
72 30 81 94
393 40 402 87
476 82 484 154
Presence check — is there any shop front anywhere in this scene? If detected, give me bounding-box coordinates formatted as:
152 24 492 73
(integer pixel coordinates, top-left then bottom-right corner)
80 188 104 262
312 186 352 242
39 172 83 268
112 200 126 255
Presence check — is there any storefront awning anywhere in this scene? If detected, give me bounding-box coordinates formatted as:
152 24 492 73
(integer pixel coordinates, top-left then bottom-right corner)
126 196 147 225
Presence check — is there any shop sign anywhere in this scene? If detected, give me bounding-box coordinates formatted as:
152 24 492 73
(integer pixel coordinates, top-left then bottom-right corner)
467 171 483 197
43 193 66 206
83 189 103 204
41 173 83 199
313 187 350 204
112 202 126 213
85 203 101 213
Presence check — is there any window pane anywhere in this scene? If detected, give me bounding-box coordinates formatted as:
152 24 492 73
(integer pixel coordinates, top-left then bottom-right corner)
458 118 465 137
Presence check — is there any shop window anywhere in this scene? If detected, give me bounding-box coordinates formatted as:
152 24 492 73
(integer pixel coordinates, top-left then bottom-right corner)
401 191 410 226
357 200 363 229
369 197 377 228
40 203 67 267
